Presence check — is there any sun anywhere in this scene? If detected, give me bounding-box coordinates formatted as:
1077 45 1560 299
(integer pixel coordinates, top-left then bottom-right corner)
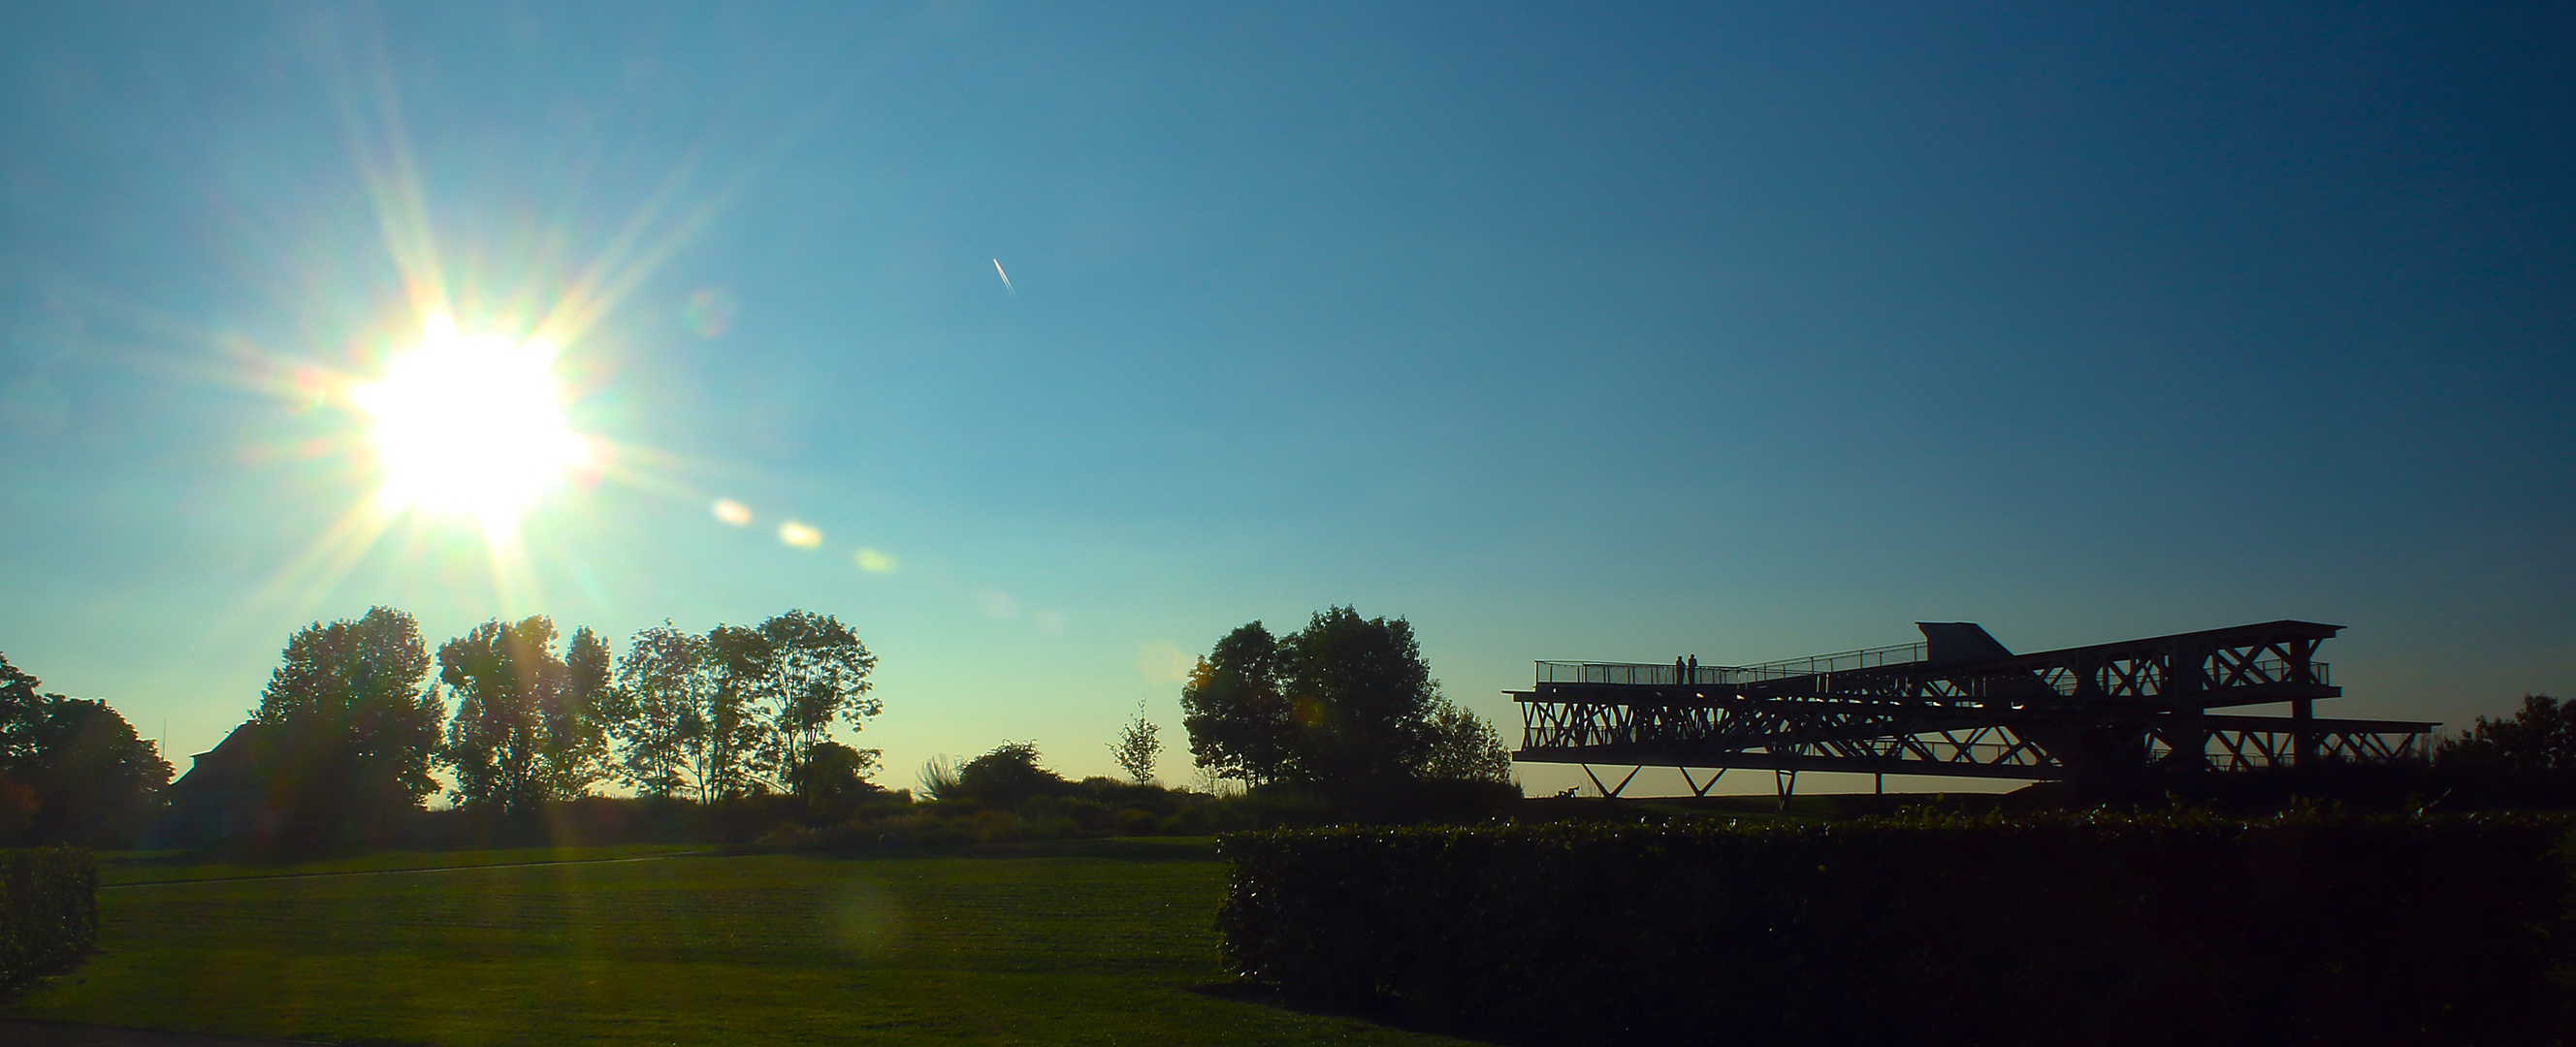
353 318 588 535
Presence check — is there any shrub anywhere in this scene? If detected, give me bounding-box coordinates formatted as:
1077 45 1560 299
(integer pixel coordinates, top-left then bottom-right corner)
0 847 96 985
1219 813 2573 1047
954 742 1067 806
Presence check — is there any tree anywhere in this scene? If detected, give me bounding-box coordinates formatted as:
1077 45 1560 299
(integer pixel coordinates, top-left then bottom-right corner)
1109 700 1162 784
0 650 171 847
701 624 775 800
1420 699 1515 784
23 698 172 846
438 617 610 817
785 740 882 813
753 610 879 794
608 622 713 800
1183 607 1488 791
1274 606 1440 785
1179 622 1298 786
0 651 43 770
251 607 446 844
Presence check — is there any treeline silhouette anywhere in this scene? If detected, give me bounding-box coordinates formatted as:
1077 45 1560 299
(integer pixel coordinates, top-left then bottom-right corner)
188 605 879 852
177 603 1516 855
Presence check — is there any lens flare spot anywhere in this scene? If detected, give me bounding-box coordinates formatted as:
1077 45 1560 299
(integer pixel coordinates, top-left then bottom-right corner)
854 548 899 574
828 881 903 954
683 288 738 338
712 499 753 526
1134 640 1193 684
976 589 1017 619
1032 611 1065 635
353 319 585 535
779 521 822 548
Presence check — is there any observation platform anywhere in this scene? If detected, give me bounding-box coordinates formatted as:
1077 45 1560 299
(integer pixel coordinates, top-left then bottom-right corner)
1511 620 2436 796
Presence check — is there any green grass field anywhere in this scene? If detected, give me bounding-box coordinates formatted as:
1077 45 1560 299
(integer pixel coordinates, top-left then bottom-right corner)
94 843 710 887
7 840 1472 1046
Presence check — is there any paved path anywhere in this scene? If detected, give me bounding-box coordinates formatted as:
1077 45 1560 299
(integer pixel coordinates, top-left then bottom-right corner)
0 1021 332 1046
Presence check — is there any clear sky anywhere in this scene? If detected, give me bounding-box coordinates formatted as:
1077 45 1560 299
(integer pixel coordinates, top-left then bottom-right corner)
1 1 2567 798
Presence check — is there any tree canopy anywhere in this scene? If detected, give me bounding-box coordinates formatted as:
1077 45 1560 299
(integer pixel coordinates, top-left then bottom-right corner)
1277 606 1440 783
251 607 445 844
0 650 170 847
1179 622 1297 786
749 610 880 793
2435 694 2576 779
605 611 879 804
1180 607 1514 790
438 617 611 816
606 621 713 800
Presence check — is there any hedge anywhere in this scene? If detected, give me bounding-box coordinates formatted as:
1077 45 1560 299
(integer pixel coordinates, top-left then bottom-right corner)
1218 813 2574 1046
0 847 96 985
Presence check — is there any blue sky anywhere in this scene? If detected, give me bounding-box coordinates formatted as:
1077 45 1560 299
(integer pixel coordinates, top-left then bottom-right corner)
0 1 2567 797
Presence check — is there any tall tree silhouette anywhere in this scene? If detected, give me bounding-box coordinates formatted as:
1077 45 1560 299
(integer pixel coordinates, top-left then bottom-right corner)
754 610 879 795
1183 608 1504 790
438 617 609 816
607 621 712 800
1181 622 1297 786
23 698 171 845
1275 606 1440 785
701 623 774 800
252 607 444 845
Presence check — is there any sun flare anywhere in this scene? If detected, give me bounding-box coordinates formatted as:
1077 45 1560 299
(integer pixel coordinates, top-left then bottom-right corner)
353 319 587 534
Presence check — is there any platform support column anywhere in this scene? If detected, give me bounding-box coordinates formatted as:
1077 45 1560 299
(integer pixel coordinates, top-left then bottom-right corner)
1582 764 1640 801
2293 698 2316 769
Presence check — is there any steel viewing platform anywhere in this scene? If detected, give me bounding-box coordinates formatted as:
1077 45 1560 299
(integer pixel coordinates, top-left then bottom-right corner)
1511 620 2437 797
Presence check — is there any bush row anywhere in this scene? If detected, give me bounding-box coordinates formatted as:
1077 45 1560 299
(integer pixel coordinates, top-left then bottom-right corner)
1218 813 2574 1047
0 847 95 985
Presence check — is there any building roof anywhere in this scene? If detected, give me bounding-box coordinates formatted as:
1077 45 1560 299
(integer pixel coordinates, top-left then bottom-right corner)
172 721 265 793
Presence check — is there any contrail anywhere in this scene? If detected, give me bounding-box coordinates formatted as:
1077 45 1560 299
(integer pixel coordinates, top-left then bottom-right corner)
993 258 1015 296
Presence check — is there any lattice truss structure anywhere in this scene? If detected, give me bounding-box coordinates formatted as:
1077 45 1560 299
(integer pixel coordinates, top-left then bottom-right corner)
1512 620 2436 785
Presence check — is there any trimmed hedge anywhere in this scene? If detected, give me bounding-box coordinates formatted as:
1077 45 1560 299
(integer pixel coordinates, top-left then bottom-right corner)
1219 814 2574 1046
0 847 96 985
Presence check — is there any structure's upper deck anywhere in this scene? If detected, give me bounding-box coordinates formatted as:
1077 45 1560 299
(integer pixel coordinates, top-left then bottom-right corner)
1537 640 1926 688
1528 619 2341 709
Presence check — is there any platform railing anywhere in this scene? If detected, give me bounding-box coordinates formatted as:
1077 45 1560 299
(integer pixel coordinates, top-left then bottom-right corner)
1537 650 2328 693
1536 641 1927 687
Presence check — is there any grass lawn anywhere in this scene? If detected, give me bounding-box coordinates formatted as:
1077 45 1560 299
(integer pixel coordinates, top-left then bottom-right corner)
8 840 1472 1046
95 843 709 887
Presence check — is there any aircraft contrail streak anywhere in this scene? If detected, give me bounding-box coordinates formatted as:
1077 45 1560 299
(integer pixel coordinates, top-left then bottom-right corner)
993 259 1015 296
